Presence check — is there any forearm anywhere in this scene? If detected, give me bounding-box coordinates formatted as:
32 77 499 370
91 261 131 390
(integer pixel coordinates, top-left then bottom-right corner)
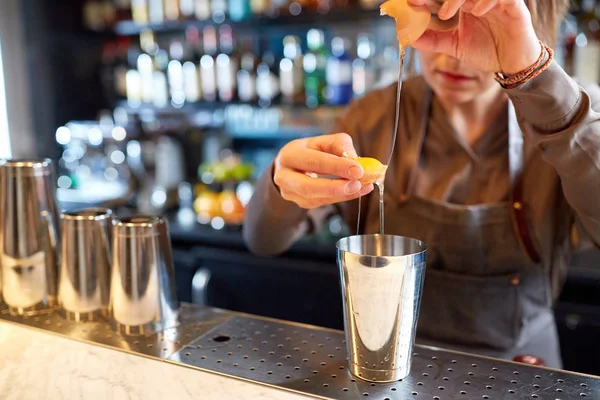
507 61 600 242
243 164 309 256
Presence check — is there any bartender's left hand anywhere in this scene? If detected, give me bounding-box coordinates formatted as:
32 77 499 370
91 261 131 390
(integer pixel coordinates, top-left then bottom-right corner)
408 0 542 75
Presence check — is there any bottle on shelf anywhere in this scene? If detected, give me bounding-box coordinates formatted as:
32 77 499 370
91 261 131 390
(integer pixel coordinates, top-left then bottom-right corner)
200 25 219 101
352 33 377 98
229 0 252 20
216 25 239 102
256 50 280 107
279 35 304 104
180 0 196 19
266 0 290 18
574 0 600 83
168 40 186 106
250 0 268 16
148 0 165 23
237 38 258 102
138 30 158 103
326 36 353 106
153 46 171 107
182 26 203 102
164 0 181 20
303 28 328 108
114 37 133 101
195 0 212 20
375 42 400 89
132 0 150 24
212 0 228 21
126 40 143 107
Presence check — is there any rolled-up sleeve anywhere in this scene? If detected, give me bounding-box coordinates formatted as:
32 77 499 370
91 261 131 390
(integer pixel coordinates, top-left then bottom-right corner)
242 163 309 256
506 61 600 245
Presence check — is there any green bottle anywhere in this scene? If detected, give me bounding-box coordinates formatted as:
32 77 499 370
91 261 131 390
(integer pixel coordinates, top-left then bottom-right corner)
303 29 329 108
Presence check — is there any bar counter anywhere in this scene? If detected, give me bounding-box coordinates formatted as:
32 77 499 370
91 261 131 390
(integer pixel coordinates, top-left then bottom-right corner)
1 303 599 399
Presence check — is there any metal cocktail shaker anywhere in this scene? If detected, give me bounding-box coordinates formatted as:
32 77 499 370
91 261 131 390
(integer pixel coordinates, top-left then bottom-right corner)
58 208 113 321
109 215 179 335
0 159 60 315
337 234 427 382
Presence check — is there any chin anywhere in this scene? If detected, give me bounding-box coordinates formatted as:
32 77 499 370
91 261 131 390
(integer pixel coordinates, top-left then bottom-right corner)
434 86 478 104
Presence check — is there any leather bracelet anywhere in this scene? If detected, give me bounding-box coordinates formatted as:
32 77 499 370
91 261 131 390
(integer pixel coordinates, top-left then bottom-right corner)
494 41 554 89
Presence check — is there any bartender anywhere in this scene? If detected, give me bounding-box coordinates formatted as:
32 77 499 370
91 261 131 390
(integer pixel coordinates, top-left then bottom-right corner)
243 0 600 369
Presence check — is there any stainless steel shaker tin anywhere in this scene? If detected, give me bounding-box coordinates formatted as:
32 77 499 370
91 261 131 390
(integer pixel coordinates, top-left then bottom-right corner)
109 215 179 335
0 158 60 315
58 208 113 322
337 234 428 383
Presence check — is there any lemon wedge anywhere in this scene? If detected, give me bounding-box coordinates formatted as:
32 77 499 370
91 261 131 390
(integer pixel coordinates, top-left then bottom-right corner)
380 0 431 47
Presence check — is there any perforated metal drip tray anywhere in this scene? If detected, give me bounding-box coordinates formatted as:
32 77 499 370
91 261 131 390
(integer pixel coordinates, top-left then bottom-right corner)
0 303 230 359
1 305 599 400
170 315 599 399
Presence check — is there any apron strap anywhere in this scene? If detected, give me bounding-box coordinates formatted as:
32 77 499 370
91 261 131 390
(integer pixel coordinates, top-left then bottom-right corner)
508 103 542 263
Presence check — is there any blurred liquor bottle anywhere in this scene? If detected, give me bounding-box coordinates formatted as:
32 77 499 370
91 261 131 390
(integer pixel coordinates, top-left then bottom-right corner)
180 0 196 19
114 37 133 101
165 0 181 20
304 29 328 108
152 43 171 107
132 0 150 24
326 36 353 105
148 0 165 23
183 26 203 102
352 33 377 98
216 25 240 102
168 39 186 106
280 35 305 104
212 0 229 20
195 0 212 20
237 38 259 102
250 0 269 15
256 48 281 106
229 0 252 20
201 26 219 101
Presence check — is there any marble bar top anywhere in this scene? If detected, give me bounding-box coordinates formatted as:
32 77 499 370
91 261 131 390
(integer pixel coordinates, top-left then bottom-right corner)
0 321 317 400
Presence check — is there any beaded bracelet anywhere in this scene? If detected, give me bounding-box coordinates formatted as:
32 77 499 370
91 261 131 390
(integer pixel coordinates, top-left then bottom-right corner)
494 41 554 90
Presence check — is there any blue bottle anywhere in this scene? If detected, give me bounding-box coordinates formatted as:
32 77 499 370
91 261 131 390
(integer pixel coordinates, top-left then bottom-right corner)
326 37 353 106
228 0 251 21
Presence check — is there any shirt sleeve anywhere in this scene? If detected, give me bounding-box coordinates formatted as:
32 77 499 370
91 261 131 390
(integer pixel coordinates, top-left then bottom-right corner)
506 60 600 245
242 162 310 256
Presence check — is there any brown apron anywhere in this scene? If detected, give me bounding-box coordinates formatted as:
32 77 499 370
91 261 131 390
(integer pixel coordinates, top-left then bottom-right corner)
360 88 563 368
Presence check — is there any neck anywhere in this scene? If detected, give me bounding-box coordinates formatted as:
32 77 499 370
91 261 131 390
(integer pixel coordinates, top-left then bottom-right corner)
438 86 507 146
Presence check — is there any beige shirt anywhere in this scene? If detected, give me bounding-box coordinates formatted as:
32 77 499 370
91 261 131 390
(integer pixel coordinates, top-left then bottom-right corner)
243 60 600 295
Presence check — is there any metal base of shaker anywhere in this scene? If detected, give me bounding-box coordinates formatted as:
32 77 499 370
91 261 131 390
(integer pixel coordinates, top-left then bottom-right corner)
349 361 409 383
59 308 107 323
110 312 180 336
7 299 57 316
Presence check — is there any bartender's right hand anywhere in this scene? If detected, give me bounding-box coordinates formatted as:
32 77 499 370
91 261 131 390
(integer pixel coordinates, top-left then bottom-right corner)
274 133 374 209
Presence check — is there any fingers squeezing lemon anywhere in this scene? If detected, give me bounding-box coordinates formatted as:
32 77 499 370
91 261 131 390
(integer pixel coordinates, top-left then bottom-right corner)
380 0 431 47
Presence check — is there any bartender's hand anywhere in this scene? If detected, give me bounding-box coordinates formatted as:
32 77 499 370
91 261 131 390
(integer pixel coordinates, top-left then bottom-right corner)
274 133 374 209
409 0 542 75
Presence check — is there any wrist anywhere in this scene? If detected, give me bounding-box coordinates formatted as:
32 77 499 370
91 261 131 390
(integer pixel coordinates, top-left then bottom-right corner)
495 41 553 90
501 37 543 75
